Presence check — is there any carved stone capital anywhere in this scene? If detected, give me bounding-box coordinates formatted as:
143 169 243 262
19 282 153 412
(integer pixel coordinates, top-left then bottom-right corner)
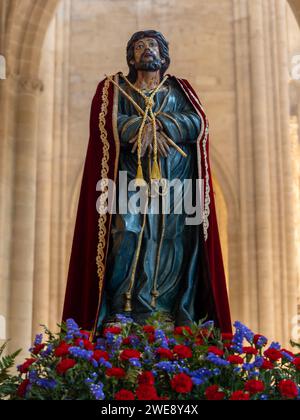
6 69 44 93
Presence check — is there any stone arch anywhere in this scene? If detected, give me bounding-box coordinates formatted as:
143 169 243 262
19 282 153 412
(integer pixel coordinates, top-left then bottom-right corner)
4 0 60 78
288 0 300 27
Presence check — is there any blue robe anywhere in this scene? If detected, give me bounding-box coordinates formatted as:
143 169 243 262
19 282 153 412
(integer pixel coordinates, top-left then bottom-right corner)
97 77 202 326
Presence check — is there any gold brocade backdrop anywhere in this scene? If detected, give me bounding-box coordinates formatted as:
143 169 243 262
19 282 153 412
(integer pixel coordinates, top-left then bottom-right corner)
0 0 299 358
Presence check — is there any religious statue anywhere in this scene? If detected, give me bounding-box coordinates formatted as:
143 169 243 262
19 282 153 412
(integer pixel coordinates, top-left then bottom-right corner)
63 30 232 339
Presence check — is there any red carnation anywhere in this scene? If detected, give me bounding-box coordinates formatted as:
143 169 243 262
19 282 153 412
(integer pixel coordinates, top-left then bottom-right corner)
173 345 193 359
104 326 122 336
56 358 76 375
208 346 224 357
278 380 298 399
74 338 94 351
244 380 265 395
156 348 173 360
93 350 110 361
143 325 155 334
227 355 244 365
171 373 193 394
264 348 282 362
293 357 300 371
136 384 158 400
174 326 193 336
120 349 141 361
17 379 30 398
114 389 135 400
230 391 250 400
32 343 46 355
106 367 126 378
243 346 258 356
260 358 274 370
205 385 225 401
122 337 131 345
138 371 155 386
18 358 36 374
54 341 70 357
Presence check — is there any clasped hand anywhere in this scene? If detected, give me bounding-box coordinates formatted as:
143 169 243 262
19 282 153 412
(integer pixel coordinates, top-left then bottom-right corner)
129 123 170 158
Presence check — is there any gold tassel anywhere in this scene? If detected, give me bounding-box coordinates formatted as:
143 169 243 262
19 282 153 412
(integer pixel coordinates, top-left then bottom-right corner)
134 162 146 187
150 159 161 181
124 292 132 312
150 290 159 308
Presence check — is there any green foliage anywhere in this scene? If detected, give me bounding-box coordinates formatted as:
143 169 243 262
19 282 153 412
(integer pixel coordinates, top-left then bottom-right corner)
0 342 22 399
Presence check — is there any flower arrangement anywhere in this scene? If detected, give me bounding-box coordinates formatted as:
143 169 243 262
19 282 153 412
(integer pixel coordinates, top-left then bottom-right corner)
0 314 299 400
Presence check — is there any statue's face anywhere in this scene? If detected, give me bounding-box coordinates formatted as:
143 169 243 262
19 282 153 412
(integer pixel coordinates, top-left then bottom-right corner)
130 37 165 71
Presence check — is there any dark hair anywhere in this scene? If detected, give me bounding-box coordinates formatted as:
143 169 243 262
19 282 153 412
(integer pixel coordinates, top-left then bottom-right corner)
126 30 170 82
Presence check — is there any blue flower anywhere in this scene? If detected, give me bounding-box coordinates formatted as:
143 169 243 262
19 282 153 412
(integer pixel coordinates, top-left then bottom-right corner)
256 336 268 348
89 383 105 400
192 377 205 386
260 394 269 400
129 358 142 368
98 358 112 369
270 341 281 350
254 357 264 368
116 314 134 324
90 359 99 368
269 342 281 350
112 336 123 350
249 371 261 379
233 321 254 344
34 334 43 346
155 361 176 373
154 329 169 348
281 351 294 362
242 363 253 371
206 353 230 367
40 344 53 358
65 318 82 339
36 378 57 390
69 346 93 360
95 338 106 350
28 370 38 383
129 336 140 347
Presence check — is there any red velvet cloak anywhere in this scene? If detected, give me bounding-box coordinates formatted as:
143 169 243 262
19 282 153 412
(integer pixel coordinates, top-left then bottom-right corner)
62 72 232 336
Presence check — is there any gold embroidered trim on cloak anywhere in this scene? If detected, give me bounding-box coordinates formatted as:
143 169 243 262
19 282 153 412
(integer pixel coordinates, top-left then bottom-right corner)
202 121 210 241
96 78 110 301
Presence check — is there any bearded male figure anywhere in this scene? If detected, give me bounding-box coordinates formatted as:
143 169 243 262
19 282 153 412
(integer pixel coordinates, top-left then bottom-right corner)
63 30 232 338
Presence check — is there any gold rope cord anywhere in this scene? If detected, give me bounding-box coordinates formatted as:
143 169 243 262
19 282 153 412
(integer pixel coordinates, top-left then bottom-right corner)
124 151 151 312
120 73 169 184
106 74 187 159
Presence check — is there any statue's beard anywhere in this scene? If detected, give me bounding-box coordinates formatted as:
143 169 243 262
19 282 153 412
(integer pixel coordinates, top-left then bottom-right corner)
135 57 163 72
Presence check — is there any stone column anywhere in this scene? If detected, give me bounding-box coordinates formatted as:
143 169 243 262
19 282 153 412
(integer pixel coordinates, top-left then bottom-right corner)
8 76 43 354
0 74 18 340
232 0 259 331
275 0 298 341
32 19 56 337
